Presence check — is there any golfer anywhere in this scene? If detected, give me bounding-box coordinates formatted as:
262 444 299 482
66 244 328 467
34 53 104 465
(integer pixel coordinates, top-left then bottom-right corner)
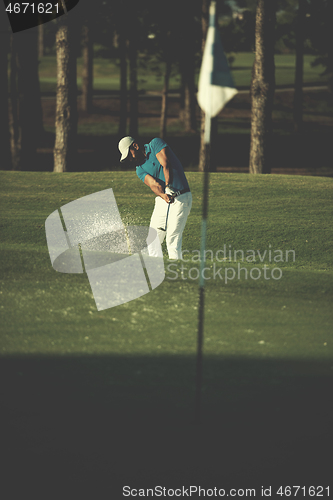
118 136 192 260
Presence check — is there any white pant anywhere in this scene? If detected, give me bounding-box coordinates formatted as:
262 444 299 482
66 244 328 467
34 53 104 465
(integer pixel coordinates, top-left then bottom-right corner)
147 192 192 260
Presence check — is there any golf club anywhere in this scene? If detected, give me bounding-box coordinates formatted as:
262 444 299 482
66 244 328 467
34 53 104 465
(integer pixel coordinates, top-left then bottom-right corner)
158 202 171 232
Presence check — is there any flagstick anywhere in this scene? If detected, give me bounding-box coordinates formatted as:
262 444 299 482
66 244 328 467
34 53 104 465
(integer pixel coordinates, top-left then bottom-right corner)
195 0 237 425
195 112 211 424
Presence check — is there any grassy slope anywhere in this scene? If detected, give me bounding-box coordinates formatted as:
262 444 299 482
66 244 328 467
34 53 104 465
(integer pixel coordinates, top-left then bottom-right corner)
1 171 333 493
1 171 332 358
38 53 329 93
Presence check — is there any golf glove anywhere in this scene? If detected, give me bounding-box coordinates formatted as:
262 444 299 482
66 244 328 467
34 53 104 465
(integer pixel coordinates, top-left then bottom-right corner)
165 185 177 197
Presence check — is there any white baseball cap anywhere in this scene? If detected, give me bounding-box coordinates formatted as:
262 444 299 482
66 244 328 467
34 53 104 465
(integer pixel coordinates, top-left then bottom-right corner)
118 136 135 162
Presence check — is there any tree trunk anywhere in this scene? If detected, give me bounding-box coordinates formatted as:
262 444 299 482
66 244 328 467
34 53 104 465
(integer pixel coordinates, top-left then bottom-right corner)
81 22 93 113
0 27 12 170
199 0 210 172
179 71 185 122
38 23 44 60
54 18 78 172
180 77 190 128
249 0 276 174
9 30 43 171
118 28 127 137
21 29 44 140
160 59 171 140
293 0 306 133
9 36 21 170
327 1 333 94
178 8 197 134
181 64 197 133
128 32 138 138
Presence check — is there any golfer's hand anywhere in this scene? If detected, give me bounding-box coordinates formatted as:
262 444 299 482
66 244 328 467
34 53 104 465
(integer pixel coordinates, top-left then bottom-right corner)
165 186 176 197
162 193 174 203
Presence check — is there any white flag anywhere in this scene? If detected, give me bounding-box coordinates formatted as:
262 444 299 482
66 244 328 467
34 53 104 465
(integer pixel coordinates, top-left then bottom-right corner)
197 1 238 118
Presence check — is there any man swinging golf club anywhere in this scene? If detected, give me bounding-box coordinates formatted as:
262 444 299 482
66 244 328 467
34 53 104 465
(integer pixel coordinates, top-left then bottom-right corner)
118 137 192 260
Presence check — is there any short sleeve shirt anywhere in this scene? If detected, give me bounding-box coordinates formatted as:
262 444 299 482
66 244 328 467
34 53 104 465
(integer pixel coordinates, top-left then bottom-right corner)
136 138 190 192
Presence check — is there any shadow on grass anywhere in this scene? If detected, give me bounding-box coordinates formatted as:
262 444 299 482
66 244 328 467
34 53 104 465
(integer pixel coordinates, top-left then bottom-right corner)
1 354 332 497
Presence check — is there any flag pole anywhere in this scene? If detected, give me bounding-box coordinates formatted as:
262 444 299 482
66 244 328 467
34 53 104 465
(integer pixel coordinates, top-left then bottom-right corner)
195 0 238 424
195 111 211 424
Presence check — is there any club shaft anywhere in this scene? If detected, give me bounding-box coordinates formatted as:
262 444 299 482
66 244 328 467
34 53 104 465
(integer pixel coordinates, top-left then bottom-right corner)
164 203 170 230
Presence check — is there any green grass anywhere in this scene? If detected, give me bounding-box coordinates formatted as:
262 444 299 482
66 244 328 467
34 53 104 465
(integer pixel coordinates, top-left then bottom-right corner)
229 52 329 87
38 52 329 94
1 171 332 491
1 171 332 359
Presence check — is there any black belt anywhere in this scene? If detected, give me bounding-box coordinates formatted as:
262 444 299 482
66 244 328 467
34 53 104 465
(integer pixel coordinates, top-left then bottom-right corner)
172 188 190 198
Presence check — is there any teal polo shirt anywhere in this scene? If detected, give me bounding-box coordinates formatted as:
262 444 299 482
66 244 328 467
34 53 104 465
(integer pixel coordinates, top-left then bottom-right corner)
136 138 190 192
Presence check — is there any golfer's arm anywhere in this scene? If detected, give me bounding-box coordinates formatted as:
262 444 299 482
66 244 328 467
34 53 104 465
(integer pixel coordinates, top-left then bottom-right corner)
144 174 169 202
156 148 173 187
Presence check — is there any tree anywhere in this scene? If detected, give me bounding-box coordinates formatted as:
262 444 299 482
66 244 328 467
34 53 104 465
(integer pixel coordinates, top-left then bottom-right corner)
165 0 202 134
220 5 256 53
178 7 198 133
179 60 197 133
249 0 276 174
160 35 172 140
128 28 138 138
227 0 297 54
9 34 21 170
81 21 93 113
9 29 44 171
38 23 44 60
293 0 306 132
96 0 152 138
117 17 128 137
142 0 183 139
308 0 333 94
148 3 176 139
0 24 11 170
53 14 78 172
123 0 144 138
